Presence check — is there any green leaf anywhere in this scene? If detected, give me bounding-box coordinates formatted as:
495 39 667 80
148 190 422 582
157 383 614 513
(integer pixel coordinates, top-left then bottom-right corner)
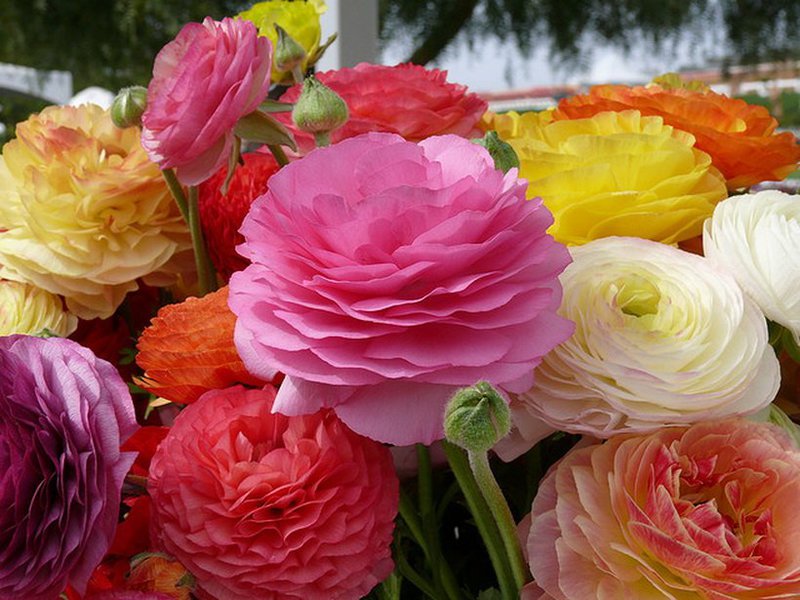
233 110 297 151
259 99 295 113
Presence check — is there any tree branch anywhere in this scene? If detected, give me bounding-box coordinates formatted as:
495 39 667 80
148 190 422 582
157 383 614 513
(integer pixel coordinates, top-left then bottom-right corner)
406 0 480 65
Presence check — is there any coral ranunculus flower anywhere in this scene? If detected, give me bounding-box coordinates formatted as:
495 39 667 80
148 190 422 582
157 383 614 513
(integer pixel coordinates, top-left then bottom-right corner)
278 63 488 152
555 82 800 189
141 17 272 185
487 109 728 246
136 286 268 404
525 419 800 599
0 104 191 319
0 335 138 599
229 133 573 445
198 151 281 280
148 385 398 600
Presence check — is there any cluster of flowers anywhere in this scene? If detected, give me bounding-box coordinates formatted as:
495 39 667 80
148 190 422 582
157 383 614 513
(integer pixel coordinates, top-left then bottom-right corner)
1 2 799 599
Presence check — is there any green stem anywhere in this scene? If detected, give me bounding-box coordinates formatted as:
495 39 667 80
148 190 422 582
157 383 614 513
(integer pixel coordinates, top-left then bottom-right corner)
314 131 331 147
442 441 517 600
468 450 529 592
187 186 218 296
292 65 305 85
394 549 439 600
398 489 431 562
161 168 188 221
267 144 289 166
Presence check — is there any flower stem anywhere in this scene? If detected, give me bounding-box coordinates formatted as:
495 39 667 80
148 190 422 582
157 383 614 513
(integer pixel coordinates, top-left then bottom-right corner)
267 144 289 166
161 168 188 221
292 65 305 85
442 440 517 600
468 450 529 592
314 131 331 147
187 186 217 295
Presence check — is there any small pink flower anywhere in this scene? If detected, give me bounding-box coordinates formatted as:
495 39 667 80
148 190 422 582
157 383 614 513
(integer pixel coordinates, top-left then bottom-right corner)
229 133 573 445
526 419 800 598
141 17 272 185
148 385 398 600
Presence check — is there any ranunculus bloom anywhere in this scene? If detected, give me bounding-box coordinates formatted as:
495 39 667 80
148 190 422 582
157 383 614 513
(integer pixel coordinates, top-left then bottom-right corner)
0 279 76 336
555 83 800 189
511 237 779 450
141 17 272 185
229 133 573 445
136 286 267 404
704 190 800 344
526 419 800 598
148 385 398 600
0 104 191 319
487 109 728 245
198 151 281 279
0 335 138 599
278 63 488 152
238 0 325 83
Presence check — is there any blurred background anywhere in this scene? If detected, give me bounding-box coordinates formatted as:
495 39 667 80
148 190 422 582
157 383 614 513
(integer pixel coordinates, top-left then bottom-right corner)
3 0 800 141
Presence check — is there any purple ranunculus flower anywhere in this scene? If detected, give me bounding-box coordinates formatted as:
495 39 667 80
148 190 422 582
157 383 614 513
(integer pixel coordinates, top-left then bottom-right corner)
0 335 138 599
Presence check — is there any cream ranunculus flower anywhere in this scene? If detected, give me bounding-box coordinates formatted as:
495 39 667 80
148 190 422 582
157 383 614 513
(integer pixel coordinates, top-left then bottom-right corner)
0 280 77 336
703 190 800 344
0 104 191 319
510 236 779 449
486 109 728 245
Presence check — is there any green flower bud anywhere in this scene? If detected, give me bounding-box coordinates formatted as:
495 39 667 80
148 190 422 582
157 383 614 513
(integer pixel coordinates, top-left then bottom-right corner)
291 76 349 138
444 381 511 453
471 131 520 173
274 24 308 74
766 405 800 449
110 86 148 128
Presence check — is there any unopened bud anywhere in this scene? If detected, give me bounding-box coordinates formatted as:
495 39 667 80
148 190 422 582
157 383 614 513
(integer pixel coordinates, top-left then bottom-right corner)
472 131 520 173
110 86 148 128
291 76 348 137
274 24 307 74
444 381 511 453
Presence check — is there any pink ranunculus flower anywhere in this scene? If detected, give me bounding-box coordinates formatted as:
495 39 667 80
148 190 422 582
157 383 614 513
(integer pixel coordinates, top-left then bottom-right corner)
527 419 800 599
229 132 573 445
141 17 272 185
148 385 398 600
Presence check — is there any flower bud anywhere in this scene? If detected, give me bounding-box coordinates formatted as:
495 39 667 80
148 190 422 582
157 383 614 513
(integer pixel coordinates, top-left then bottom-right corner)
444 381 511 453
110 85 148 128
274 24 307 74
291 75 349 136
765 405 800 449
472 131 520 173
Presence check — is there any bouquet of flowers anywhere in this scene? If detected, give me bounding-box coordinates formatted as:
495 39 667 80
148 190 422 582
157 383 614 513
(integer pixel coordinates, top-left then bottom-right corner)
2 2 800 599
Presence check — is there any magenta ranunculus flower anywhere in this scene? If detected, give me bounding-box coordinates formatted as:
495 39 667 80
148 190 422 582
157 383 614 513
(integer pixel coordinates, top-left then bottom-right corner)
148 385 398 600
141 17 272 185
525 419 800 599
229 132 573 445
0 335 138 599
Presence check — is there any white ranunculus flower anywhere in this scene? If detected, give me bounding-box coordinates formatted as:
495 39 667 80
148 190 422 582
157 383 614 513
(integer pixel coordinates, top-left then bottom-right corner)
0 280 77 336
703 190 800 344
508 237 780 451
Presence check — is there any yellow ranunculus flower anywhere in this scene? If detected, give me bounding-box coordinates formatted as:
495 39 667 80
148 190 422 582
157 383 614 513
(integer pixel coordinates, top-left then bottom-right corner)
0 280 77 336
0 104 192 319
487 109 728 245
238 0 326 83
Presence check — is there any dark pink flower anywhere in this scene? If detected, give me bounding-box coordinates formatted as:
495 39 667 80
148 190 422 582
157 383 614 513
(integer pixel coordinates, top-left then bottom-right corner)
148 385 398 600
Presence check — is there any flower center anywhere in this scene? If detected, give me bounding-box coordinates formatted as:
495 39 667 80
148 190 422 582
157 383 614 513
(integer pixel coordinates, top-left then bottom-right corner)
613 275 661 317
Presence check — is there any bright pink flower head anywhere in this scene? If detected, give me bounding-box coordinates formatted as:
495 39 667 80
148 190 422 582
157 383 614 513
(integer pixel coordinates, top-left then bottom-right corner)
229 133 573 445
278 63 488 152
141 17 272 185
526 419 800 599
148 385 398 600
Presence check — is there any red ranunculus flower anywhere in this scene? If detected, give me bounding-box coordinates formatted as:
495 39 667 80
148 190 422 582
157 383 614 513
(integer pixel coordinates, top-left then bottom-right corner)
148 385 398 600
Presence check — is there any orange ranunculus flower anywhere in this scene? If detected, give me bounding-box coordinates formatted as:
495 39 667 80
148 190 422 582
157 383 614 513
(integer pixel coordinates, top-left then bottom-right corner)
554 81 800 189
135 287 267 404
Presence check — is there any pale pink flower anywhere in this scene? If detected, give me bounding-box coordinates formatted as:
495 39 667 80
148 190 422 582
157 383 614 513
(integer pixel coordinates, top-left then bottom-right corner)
141 17 272 185
229 132 573 445
526 419 800 599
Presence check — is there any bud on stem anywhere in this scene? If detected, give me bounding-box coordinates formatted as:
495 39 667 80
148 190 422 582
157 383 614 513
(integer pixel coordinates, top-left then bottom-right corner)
291 76 348 146
110 86 148 128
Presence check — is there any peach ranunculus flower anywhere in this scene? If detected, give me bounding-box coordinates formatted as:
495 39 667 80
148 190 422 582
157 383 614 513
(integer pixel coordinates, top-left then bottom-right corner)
525 419 800 599
506 237 779 455
486 109 727 246
136 286 268 405
0 104 191 320
554 81 800 189
0 280 77 336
